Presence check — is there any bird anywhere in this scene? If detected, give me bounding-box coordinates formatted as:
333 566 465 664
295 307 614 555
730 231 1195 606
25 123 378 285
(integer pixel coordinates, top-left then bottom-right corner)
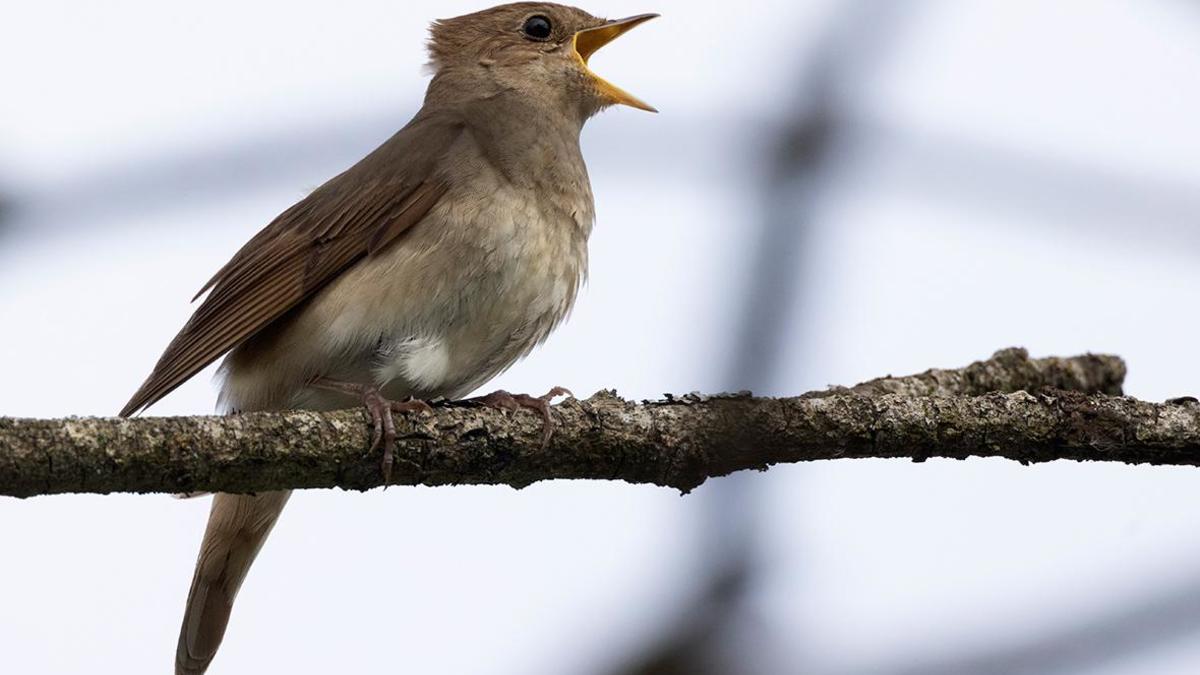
117 4 657 673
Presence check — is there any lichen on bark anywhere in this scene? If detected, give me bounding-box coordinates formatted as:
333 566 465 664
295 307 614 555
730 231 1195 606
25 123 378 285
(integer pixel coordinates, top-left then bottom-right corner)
2 348 1192 499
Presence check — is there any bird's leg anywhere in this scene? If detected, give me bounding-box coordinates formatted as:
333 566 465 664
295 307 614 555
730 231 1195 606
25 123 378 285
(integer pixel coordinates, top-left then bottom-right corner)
468 387 573 447
308 377 433 484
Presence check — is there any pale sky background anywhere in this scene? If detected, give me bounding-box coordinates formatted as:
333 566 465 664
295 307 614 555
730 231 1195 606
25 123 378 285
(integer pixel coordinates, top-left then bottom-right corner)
3 1 1200 673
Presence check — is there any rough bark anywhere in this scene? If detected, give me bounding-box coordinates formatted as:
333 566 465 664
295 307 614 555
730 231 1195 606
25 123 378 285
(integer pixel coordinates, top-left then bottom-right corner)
1 348 1189 499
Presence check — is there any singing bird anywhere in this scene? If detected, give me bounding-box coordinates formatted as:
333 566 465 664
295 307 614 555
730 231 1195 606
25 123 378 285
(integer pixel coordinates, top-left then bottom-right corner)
119 4 656 673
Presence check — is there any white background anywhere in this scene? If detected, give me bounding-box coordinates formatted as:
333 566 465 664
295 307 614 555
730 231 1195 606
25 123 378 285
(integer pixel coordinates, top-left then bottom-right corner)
3 1 1200 673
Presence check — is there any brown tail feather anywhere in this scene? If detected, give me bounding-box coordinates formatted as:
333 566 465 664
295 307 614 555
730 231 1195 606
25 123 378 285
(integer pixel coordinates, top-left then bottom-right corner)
176 491 291 675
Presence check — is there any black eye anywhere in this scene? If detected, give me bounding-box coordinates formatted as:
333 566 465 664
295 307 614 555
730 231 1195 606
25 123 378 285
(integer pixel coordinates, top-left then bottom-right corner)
522 15 553 40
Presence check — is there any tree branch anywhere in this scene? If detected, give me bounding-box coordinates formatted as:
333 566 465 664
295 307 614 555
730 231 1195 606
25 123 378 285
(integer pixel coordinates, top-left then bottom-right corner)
3 348 1192 499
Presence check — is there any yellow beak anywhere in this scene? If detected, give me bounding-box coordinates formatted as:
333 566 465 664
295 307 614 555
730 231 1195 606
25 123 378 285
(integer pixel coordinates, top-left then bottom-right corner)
573 14 659 113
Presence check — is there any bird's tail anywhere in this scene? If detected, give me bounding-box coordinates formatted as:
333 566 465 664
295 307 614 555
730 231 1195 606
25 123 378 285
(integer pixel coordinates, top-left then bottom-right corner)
176 490 291 675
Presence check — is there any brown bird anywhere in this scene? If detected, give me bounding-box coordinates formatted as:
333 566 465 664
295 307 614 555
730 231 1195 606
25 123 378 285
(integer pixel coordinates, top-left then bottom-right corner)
118 4 656 673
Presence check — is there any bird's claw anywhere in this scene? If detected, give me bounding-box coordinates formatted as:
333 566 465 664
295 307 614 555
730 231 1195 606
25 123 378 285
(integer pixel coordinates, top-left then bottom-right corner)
470 387 572 447
309 378 431 485
379 398 434 483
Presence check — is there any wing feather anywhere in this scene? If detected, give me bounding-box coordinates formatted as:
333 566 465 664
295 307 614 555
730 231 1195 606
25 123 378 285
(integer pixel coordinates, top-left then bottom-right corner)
120 117 462 417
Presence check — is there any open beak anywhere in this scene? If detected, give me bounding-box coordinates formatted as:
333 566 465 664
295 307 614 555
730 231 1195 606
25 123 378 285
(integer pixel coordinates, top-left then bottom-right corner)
572 14 659 113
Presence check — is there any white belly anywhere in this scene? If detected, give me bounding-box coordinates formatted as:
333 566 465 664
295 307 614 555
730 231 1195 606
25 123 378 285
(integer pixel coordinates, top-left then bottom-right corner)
220 169 592 412
375 335 453 391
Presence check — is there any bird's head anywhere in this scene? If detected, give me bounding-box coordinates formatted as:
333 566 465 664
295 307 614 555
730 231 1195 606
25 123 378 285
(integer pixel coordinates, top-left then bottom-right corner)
427 3 658 120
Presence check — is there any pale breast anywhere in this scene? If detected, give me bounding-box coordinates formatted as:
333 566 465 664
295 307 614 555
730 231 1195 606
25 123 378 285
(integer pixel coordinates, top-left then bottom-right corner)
371 181 591 399
220 132 594 411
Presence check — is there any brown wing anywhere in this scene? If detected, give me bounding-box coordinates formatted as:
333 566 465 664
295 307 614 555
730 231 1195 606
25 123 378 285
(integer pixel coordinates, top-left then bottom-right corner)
120 115 462 417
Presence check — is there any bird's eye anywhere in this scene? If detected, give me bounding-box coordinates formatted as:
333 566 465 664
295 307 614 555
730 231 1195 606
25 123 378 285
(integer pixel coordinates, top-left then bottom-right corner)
522 15 553 40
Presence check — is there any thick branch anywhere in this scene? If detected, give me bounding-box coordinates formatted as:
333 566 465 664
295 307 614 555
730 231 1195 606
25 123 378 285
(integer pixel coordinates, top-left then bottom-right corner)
3 348 1189 499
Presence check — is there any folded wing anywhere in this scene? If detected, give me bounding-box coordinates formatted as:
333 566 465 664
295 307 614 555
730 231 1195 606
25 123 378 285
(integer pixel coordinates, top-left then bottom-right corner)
120 115 462 417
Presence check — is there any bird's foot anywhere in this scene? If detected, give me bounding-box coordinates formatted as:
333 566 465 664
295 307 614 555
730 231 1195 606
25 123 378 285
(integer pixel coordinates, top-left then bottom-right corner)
467 387 573 447
309 378 433 484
